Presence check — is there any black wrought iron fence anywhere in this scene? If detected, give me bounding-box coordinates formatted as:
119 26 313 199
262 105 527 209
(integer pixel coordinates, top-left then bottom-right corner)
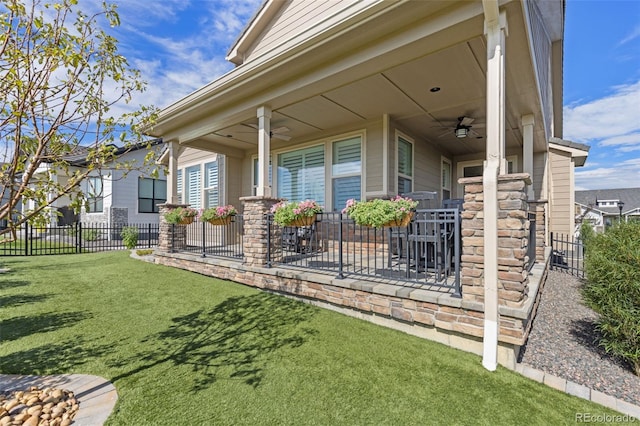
266 210 461 295
550 232 585 278
0 223 159 256
172 215 244 259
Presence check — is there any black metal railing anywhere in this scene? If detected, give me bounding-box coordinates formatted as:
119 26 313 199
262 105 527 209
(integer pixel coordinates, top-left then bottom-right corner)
265 209 461 296
0 222 159 256
550 232 585 278
171 215 244 260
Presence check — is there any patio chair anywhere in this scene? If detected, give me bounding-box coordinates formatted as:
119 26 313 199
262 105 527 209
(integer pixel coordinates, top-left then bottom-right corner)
387 191 438 268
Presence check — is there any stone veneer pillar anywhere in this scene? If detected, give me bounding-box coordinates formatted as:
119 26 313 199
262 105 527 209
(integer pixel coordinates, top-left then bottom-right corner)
528 200 547 262
158 203 188 252
240 196 281 267
459 173 532 308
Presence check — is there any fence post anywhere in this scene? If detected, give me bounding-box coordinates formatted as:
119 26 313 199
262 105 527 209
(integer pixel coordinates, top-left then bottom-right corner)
201 220 206 258
148 223 152 248
337 214 344 279
24 223 29 256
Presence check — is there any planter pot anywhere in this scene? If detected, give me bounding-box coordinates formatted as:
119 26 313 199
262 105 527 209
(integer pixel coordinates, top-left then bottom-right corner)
207 216 233 226
362 212 414 228
286 215 316 227
178 217 195 225
382 212 414 227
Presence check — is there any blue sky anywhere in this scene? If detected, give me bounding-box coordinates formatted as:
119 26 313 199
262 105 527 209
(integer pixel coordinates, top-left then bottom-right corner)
104 0 640 190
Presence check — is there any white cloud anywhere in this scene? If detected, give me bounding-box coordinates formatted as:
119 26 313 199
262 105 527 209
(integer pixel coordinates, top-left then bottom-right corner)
619 24 640 45
575 157 640 190
564 80 640 146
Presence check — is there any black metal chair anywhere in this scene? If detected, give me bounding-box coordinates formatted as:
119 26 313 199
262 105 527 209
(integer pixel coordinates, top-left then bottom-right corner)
387 191 438 269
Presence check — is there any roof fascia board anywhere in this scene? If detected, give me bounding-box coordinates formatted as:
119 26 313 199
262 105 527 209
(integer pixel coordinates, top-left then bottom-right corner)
226 0 283 65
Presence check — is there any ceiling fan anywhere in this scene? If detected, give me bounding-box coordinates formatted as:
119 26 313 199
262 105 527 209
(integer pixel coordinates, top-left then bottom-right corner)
238 123 292 141
436 116 484 139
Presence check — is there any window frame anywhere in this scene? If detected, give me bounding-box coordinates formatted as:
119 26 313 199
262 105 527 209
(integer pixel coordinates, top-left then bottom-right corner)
86 176 103 213
456 155 518 195
331 135 362 211
138 177 167 213
204 160 220 208
441 156 452 200
396 133 414 195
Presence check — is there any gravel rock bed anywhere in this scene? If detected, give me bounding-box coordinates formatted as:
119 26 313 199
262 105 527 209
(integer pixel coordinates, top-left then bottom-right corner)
0 386 79 425
519 270 639 406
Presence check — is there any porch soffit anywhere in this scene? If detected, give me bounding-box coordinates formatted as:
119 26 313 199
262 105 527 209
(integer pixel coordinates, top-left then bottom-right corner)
151 0 547 159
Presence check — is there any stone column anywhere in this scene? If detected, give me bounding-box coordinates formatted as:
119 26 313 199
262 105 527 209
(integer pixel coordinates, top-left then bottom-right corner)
529 200 547 262
241 196 281 267
460 173 532 308
158 203 188 252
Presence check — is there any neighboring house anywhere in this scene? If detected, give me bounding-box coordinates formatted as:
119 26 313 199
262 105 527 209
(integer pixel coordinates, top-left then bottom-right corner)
26 140 166 227
575 187 640 234
147 0 584 369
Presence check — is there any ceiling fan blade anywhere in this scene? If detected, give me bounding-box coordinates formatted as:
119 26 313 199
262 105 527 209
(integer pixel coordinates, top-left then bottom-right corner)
271 126 290 134
459 116 475 126
273 133 291 141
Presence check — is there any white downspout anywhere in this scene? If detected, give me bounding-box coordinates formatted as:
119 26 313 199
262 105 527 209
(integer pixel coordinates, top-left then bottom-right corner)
482 2 507 372
257 106 272 197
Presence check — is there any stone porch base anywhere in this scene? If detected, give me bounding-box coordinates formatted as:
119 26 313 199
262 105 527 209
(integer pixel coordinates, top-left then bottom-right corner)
154 249 550 370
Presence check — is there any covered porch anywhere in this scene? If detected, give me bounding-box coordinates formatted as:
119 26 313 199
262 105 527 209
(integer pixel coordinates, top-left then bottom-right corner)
148 0 564 369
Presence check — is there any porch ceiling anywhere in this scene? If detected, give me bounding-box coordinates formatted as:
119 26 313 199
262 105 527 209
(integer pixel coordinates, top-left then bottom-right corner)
158 1 547 159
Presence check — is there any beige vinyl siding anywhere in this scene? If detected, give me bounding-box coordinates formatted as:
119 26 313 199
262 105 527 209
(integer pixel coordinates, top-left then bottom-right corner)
532 152 546 200
226 156 244 211
244 0 368 63
548 149 572 235
364 121 383 194
413 137 444 196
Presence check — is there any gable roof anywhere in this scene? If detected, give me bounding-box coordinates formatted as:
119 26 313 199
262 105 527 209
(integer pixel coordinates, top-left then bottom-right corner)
575 187 640 215
60 139 164 167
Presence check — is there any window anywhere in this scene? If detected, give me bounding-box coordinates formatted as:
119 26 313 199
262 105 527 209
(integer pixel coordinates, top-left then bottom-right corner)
185 165 201 209
441 157 452 200
277 145 325 206
397 136 413 194
86 176 103 213
176 169 183 203
204 161 219 208
138 178 166 213
332 136 361 211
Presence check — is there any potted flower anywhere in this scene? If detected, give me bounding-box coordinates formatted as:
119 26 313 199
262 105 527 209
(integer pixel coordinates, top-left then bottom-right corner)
271 199 323 227
200 205 237 225
164 206 199 225
342 196 418 228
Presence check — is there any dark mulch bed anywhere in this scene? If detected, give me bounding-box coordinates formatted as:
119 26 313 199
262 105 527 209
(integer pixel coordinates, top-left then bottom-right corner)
518 270 639 406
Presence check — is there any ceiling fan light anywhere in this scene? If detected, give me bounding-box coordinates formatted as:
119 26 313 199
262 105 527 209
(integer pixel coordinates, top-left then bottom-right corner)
455 127 468 138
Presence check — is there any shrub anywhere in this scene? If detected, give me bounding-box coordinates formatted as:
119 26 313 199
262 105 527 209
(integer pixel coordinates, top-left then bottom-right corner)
121 226 139 250
581 221 640 375
579 221 595 246
83 229 100 241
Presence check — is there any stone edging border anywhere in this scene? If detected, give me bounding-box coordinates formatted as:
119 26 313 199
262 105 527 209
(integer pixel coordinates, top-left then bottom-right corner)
515 363 640 420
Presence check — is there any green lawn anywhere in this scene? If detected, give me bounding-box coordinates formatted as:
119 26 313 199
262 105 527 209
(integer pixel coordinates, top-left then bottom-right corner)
0 252 618 425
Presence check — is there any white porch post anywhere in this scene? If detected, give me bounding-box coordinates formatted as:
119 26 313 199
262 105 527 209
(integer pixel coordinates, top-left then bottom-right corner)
257 106 272 197
522 114 535 200
482 2 507 372
167 140 179 204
